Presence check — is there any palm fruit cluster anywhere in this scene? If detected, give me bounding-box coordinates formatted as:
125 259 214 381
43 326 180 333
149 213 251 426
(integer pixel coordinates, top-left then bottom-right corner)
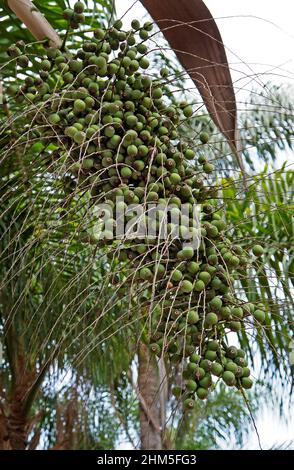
5 2 266 407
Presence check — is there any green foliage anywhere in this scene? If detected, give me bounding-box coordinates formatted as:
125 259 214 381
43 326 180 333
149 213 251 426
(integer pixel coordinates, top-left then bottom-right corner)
222 167 294 380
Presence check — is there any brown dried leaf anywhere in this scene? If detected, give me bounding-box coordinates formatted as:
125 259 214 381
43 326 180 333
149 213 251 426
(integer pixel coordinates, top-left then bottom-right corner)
141 0 242 161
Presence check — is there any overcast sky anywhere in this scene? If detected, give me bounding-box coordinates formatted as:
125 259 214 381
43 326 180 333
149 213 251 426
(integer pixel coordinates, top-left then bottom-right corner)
115 0 294 450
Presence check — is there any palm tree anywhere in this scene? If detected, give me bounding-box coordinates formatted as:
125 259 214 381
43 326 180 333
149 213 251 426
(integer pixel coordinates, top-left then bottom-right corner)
0 0 293 451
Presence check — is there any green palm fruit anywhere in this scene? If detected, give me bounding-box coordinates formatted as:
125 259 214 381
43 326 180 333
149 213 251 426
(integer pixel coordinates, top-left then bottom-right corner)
150 343 161 355
229 321 242 332
235 366 243 378
187 310 199 324
194 280 205 292
133 160 145 171
73 131 86 144
231 307 243 319
169 173 181 187
190 353 201 364
40 59 51 71
199 373 212 389
196 388 208 400
184 345 195 357
222 370 236 386
209 296 222 311
211 277 222 289
253 309 265 322
194 367 206 380
17 55 29 68
139 28 148 40
187 262 200 276
152 87 163 99
184 149 195 160
187 362 197 375
48 113 61 125
177 247 194 260
94 28 105 39
198 271 211 285
242 367 250 378
244 303 255 314
127 144 138 156
203 162 214 173
65 126 77 138
197 155 206 164
225 362 238 374
139 57 150 69
226 346 238 359
74 99 86 113
121 167 132 178
241 377 253 389
204 312 218 327
7 45 22 57
171 269 183 283
160 67 169 77
137 43 147 54
183 105 193 118
200 359 212 372
208 254 218 265
252 244 264 256
199 131 209 143
126 115 138 128
207 340 218 351
186 379 197 392
140 267 153 280
74 2 84 13
73 122 83 131
108 135 122 148
205 350 217 361
104 126 115 138
184 398 195 410
82 158 94 169
131 19 141 30
211 362 223 377
212 219 226 231
154 263 165 278
63 8 74 20
146 191 158 202
180 280 193 294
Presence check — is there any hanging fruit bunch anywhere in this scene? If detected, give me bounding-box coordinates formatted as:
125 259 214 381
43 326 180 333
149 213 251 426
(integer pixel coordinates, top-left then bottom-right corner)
3 2 266 408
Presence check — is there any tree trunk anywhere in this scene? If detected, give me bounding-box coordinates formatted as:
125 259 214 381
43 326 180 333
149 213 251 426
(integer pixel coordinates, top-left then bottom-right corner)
0 390 29 450
138 342 162 450
6 398 27 450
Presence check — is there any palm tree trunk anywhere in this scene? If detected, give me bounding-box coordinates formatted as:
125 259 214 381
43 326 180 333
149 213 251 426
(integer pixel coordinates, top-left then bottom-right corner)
138 342 162 450
6 398 27 450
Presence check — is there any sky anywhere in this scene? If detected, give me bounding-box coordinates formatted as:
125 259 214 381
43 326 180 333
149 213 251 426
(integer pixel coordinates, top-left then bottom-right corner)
116 0 294 91
115 0 294 450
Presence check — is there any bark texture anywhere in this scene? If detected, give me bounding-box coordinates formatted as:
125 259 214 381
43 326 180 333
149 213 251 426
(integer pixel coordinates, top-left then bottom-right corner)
138 342 162 450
